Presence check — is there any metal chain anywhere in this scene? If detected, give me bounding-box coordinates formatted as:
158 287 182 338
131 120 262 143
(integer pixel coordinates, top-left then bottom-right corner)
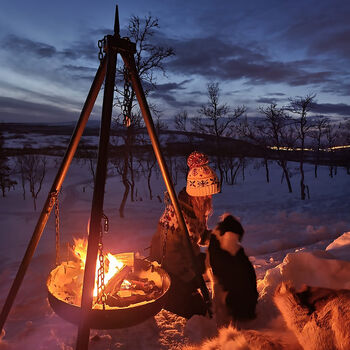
54 193 60 266
97 36 107 64
122 67 131 127
49 190 60 266
161 224 168 266
161 192 171 266
49 190 58 210
96 214 109 309
97 239 107 309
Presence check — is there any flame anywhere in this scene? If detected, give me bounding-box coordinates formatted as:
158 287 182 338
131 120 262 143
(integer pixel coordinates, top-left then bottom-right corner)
72 238 125 297
121 279 132 289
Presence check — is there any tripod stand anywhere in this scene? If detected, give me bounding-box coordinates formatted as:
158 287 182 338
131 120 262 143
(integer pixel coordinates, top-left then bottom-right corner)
0 6 211 350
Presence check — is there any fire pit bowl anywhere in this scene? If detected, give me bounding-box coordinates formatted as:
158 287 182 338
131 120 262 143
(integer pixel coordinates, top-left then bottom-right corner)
47 258 171 329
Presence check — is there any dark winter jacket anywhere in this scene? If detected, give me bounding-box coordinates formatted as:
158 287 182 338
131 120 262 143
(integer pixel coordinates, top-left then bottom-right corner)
150 190 205 283
149 189 209 318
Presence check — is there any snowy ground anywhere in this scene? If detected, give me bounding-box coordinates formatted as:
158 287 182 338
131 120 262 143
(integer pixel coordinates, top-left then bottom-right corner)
0 153 350 349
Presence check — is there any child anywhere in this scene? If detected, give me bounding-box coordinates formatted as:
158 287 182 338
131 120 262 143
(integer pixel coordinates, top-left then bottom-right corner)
150 151 220 319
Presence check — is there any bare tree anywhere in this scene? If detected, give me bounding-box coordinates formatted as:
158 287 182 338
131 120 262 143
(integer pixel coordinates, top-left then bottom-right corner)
19 154 47 210
173 110 194 145
154 113 168 135
174 110 189 132
0 161 16 197
113 14 175 218
238 116 271 183
340 120 350 174
138 153 157 200
288 93 316 199
309 116 328 178
259 104 294 193
238 105 295 192
16 156 27 199
221 157 242 185
192 82 246 138
325 121 341 178
114 15 175 118
192 82 246 183
342 119 350 145
0 126 16 197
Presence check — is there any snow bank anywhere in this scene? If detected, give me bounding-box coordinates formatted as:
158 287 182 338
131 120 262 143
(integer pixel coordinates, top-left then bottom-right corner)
326 231 350 261
259 231 350 299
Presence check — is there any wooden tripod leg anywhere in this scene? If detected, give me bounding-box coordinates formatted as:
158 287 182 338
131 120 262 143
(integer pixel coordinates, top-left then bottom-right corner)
0 57 107 335
122 52 213 318
75 36 118 350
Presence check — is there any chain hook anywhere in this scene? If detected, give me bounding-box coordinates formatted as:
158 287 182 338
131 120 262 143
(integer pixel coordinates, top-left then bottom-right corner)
102 214 109 233
97 36 107 64
122 67 131 127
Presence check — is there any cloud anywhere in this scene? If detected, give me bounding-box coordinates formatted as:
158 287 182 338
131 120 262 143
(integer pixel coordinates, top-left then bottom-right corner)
254 98 350 117
2 34 98 62
0 82 84 109
3 35 57 58
312 102 350 117
58 40 98 61
165 36 337 90
62 65 96 73
0 34 99 97
321 81 350 97
61 64 97 82
310 29 350 59
256 97 282 105
89 27 114 37
167 36 264 77
281 3 350 60
0 96 100 123
149 79 201 109
154 79 191 93
266 92 286 96
2 2 349 123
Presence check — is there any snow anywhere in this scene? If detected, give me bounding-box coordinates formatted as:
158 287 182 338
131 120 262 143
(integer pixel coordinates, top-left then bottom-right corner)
3 131 74 149
0 149 350 349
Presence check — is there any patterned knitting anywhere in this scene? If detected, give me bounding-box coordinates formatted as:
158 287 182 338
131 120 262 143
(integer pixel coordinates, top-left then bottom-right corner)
186 151 220 196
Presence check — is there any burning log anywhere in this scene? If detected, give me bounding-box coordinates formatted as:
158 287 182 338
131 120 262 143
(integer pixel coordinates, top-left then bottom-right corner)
104 274 162 307
128 279 156 293
105 288 162 308
104 265 132 296
106 294 148 307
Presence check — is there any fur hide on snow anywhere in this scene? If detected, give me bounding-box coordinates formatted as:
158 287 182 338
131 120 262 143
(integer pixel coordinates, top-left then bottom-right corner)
207 214 258 326
182 325 285 350
274 281 350 350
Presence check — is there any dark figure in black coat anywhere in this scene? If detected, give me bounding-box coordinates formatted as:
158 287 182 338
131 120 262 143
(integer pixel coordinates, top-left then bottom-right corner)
208 214 258 326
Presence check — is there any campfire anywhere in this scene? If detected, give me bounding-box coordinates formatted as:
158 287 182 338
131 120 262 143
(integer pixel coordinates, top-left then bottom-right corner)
47 238 167 310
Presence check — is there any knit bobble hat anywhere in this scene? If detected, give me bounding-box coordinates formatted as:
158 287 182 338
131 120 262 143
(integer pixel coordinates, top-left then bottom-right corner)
186 151 220 196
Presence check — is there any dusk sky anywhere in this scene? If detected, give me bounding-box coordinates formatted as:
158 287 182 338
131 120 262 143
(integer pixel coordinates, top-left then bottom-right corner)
1 0 350 124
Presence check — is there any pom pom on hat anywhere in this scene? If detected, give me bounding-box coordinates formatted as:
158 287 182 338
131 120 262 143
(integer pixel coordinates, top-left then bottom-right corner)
186 151 220 197
187 151 209 168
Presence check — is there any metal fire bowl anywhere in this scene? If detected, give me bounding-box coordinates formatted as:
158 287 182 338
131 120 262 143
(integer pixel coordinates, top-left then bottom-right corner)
47 258 171 329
